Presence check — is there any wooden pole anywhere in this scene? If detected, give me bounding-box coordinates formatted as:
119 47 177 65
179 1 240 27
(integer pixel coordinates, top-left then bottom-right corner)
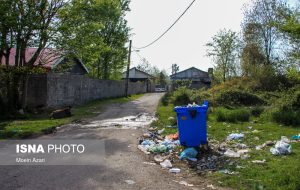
125 40 132 96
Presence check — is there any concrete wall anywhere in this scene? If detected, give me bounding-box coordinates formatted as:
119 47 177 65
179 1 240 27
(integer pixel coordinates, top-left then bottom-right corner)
26 73 149 108
26 74 48 108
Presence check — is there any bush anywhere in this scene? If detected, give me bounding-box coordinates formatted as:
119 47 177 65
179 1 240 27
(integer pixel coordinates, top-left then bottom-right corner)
272 109 300 126
190 89 212 105
172 86 192 106
216 90 265 106
216 108 250 122
271 87 300 126
161 92 171 106
251 106 264 117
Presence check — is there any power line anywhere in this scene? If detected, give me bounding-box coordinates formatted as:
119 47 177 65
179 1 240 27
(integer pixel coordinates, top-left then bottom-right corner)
135 0 197 50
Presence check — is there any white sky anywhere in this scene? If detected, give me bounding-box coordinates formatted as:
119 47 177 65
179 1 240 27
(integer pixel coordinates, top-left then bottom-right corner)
125 0 252 75
125 0 299 75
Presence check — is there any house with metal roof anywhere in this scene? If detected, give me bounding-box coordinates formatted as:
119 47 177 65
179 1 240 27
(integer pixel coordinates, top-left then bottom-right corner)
122 67 155 92
1 48 89 75
170 67 212 89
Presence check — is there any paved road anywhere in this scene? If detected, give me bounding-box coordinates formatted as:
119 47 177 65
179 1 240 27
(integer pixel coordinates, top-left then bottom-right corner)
0 93 224 190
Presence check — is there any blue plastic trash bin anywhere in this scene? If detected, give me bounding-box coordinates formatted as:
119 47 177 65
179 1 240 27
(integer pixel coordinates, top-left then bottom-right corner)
174 101 209 147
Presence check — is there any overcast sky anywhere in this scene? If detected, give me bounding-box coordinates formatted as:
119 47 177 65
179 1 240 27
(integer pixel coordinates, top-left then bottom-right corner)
125 0 252 74
125 0 298 75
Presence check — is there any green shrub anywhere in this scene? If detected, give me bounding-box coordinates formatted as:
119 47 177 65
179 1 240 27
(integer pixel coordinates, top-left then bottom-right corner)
161 92 171 106
270 87 300 126
216 108 250 122
172 86 192 106
251 106 264 117
190 89 212 105
216 90 265 106
272 109 300 126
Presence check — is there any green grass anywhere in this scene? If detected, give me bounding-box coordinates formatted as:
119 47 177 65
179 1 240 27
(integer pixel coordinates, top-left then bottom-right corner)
0 94 144 139
215 107 251 122
154 95 300 190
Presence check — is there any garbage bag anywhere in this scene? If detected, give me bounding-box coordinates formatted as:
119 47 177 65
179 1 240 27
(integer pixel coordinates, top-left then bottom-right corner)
227 133 244 141
270 140 292 155
179 147 198 160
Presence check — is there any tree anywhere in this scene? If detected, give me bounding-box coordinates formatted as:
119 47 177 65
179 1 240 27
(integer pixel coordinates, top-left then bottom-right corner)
206 29 240 82
0 0 64 67
136 58 152 74
158 71 167 87
0 0 64 111
241 23 267 77
242 0 286 66
275 3 300 65
57 0 130 79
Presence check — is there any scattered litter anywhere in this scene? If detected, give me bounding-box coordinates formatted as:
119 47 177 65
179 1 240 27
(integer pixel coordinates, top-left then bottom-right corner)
237 149 250 154
160 159 172 168
235 143 247 149
179 147 198 160
148 127 156 131
247 126 253 130
256 145 263 150
224 149 240 158
168 117 175 121
157 128 165 135
219 169 237 175
143 133 152 138
187 158 198 162
143 162 156 165
236 165 246 169
154 155 167 163
254 137 260 140
141 140 155 146
178 181 194 187
124 180 135 185
270 139 292 155
227 133 244 141
207 184 216 189
169 168 181 173
148 145 168 153
165 132 179 140
166 125 177 128
292 134 300 140
252 159 266 164
241 154 250 159
137 145 150 155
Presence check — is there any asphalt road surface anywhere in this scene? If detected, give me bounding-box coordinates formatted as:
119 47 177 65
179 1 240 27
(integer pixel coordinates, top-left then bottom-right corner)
0 93 226 190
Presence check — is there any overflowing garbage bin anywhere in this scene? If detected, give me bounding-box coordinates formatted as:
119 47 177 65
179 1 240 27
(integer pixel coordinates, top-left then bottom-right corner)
174 101 209 147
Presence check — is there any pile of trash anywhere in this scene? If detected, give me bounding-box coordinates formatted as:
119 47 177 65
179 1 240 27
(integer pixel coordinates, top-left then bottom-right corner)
138 128 229 173
138 129 183 173
138 126 299 176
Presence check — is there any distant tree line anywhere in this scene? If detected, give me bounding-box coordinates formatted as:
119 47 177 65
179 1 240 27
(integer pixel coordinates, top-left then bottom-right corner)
206 0 299 86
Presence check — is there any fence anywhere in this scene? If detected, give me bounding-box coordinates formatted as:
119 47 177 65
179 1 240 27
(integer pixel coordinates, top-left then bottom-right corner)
25 73 150 108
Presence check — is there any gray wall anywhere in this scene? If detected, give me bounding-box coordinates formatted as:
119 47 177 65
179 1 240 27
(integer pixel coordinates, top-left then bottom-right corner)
26 73 148 108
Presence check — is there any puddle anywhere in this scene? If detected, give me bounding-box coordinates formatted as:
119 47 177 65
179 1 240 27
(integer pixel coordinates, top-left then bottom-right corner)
82 113 157 129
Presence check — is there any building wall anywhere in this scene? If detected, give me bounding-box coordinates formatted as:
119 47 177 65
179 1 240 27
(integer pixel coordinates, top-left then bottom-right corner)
26 73 149 108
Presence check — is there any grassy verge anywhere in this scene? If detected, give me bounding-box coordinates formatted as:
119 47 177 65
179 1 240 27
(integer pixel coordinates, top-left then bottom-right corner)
0 94 144 139
154 94 300 190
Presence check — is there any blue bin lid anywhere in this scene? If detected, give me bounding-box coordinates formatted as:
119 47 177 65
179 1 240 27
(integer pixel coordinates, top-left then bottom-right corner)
174 100 208 113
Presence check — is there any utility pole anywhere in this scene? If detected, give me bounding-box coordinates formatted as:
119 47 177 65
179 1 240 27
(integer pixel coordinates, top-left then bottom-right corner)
125 40 132 96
